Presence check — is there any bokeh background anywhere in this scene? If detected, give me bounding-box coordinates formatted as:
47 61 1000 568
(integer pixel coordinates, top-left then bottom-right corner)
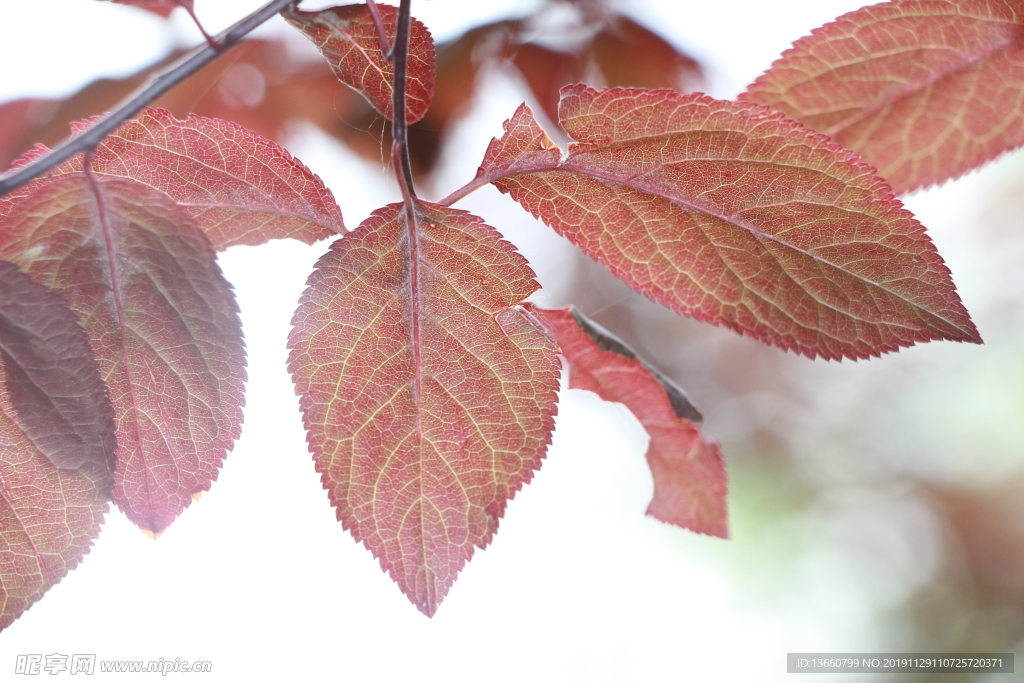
1 1 1023 680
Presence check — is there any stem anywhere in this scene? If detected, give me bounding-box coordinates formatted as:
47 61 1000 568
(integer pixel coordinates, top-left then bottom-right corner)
183 4 224 51
0 0 298 199
438 177 491 206
391 0 416 201
365 0 393 60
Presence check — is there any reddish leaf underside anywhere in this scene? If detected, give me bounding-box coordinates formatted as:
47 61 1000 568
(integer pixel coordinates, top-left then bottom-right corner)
283 4 436 124
533 306 727 538
0 262 116 473
469 85 980 360
73 110 345 248
741 0 1024 194
0 261 113 630
3 109 345 250
288 200 560 616
0 175 245 534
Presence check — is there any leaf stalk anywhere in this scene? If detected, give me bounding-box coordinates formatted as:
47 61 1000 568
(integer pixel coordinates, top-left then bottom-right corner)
391 0 417 202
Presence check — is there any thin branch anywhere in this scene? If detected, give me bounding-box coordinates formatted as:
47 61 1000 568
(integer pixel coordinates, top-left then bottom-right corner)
391 0 416 199
365 0 393 60
0 0 298 199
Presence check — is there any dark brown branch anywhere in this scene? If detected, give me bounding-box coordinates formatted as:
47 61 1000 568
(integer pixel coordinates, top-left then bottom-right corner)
0 0 298 199
390 0 416 200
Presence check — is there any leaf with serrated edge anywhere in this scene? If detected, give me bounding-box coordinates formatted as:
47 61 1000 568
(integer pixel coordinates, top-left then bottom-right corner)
77 110 344 248
468 86 980 360
288 200 560 616
283 4 435 124
532 306 726 537
3 110 345 250
0 175 245 534
741 0 1024 194
0 260 114 630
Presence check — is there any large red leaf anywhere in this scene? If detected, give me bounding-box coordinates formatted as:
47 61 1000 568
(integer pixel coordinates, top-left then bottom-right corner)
4 109 345 250
461 85 980 360
532 306 727 538
0 260 114 630
283 4 435 124
741 0 1024 194
0 175 245 534
288 200 560 616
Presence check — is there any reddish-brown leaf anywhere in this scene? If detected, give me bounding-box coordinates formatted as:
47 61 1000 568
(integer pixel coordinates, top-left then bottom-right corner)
591 17 703 93
0 175 245 534
741 0 1024 194
7 109 345 250
283 4 435 124
78 109 344 248
0 100 58 174
503 16 703 128
0 40 362 181
288 200 560 616
464 86 980 360
512 43 586 127
532 306 727 538
0 260 113 630
98 0 189 17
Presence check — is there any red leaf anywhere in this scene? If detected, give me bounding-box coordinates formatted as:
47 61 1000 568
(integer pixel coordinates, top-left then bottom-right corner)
0 260 113 630
466 86 980 360
511 43 586 127
532 306 727 538
590 17 703 93
78 110 344 249
8 109 345 250
97 0 191 17
288 200 560 616
0 175 245 534
741 0 1024 194
283 4 435 124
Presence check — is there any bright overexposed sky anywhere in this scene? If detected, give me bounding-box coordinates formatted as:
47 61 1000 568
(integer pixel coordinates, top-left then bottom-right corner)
3 1 1021 681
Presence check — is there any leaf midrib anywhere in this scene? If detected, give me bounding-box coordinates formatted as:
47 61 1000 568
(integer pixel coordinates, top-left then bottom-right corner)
493 155 968 336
